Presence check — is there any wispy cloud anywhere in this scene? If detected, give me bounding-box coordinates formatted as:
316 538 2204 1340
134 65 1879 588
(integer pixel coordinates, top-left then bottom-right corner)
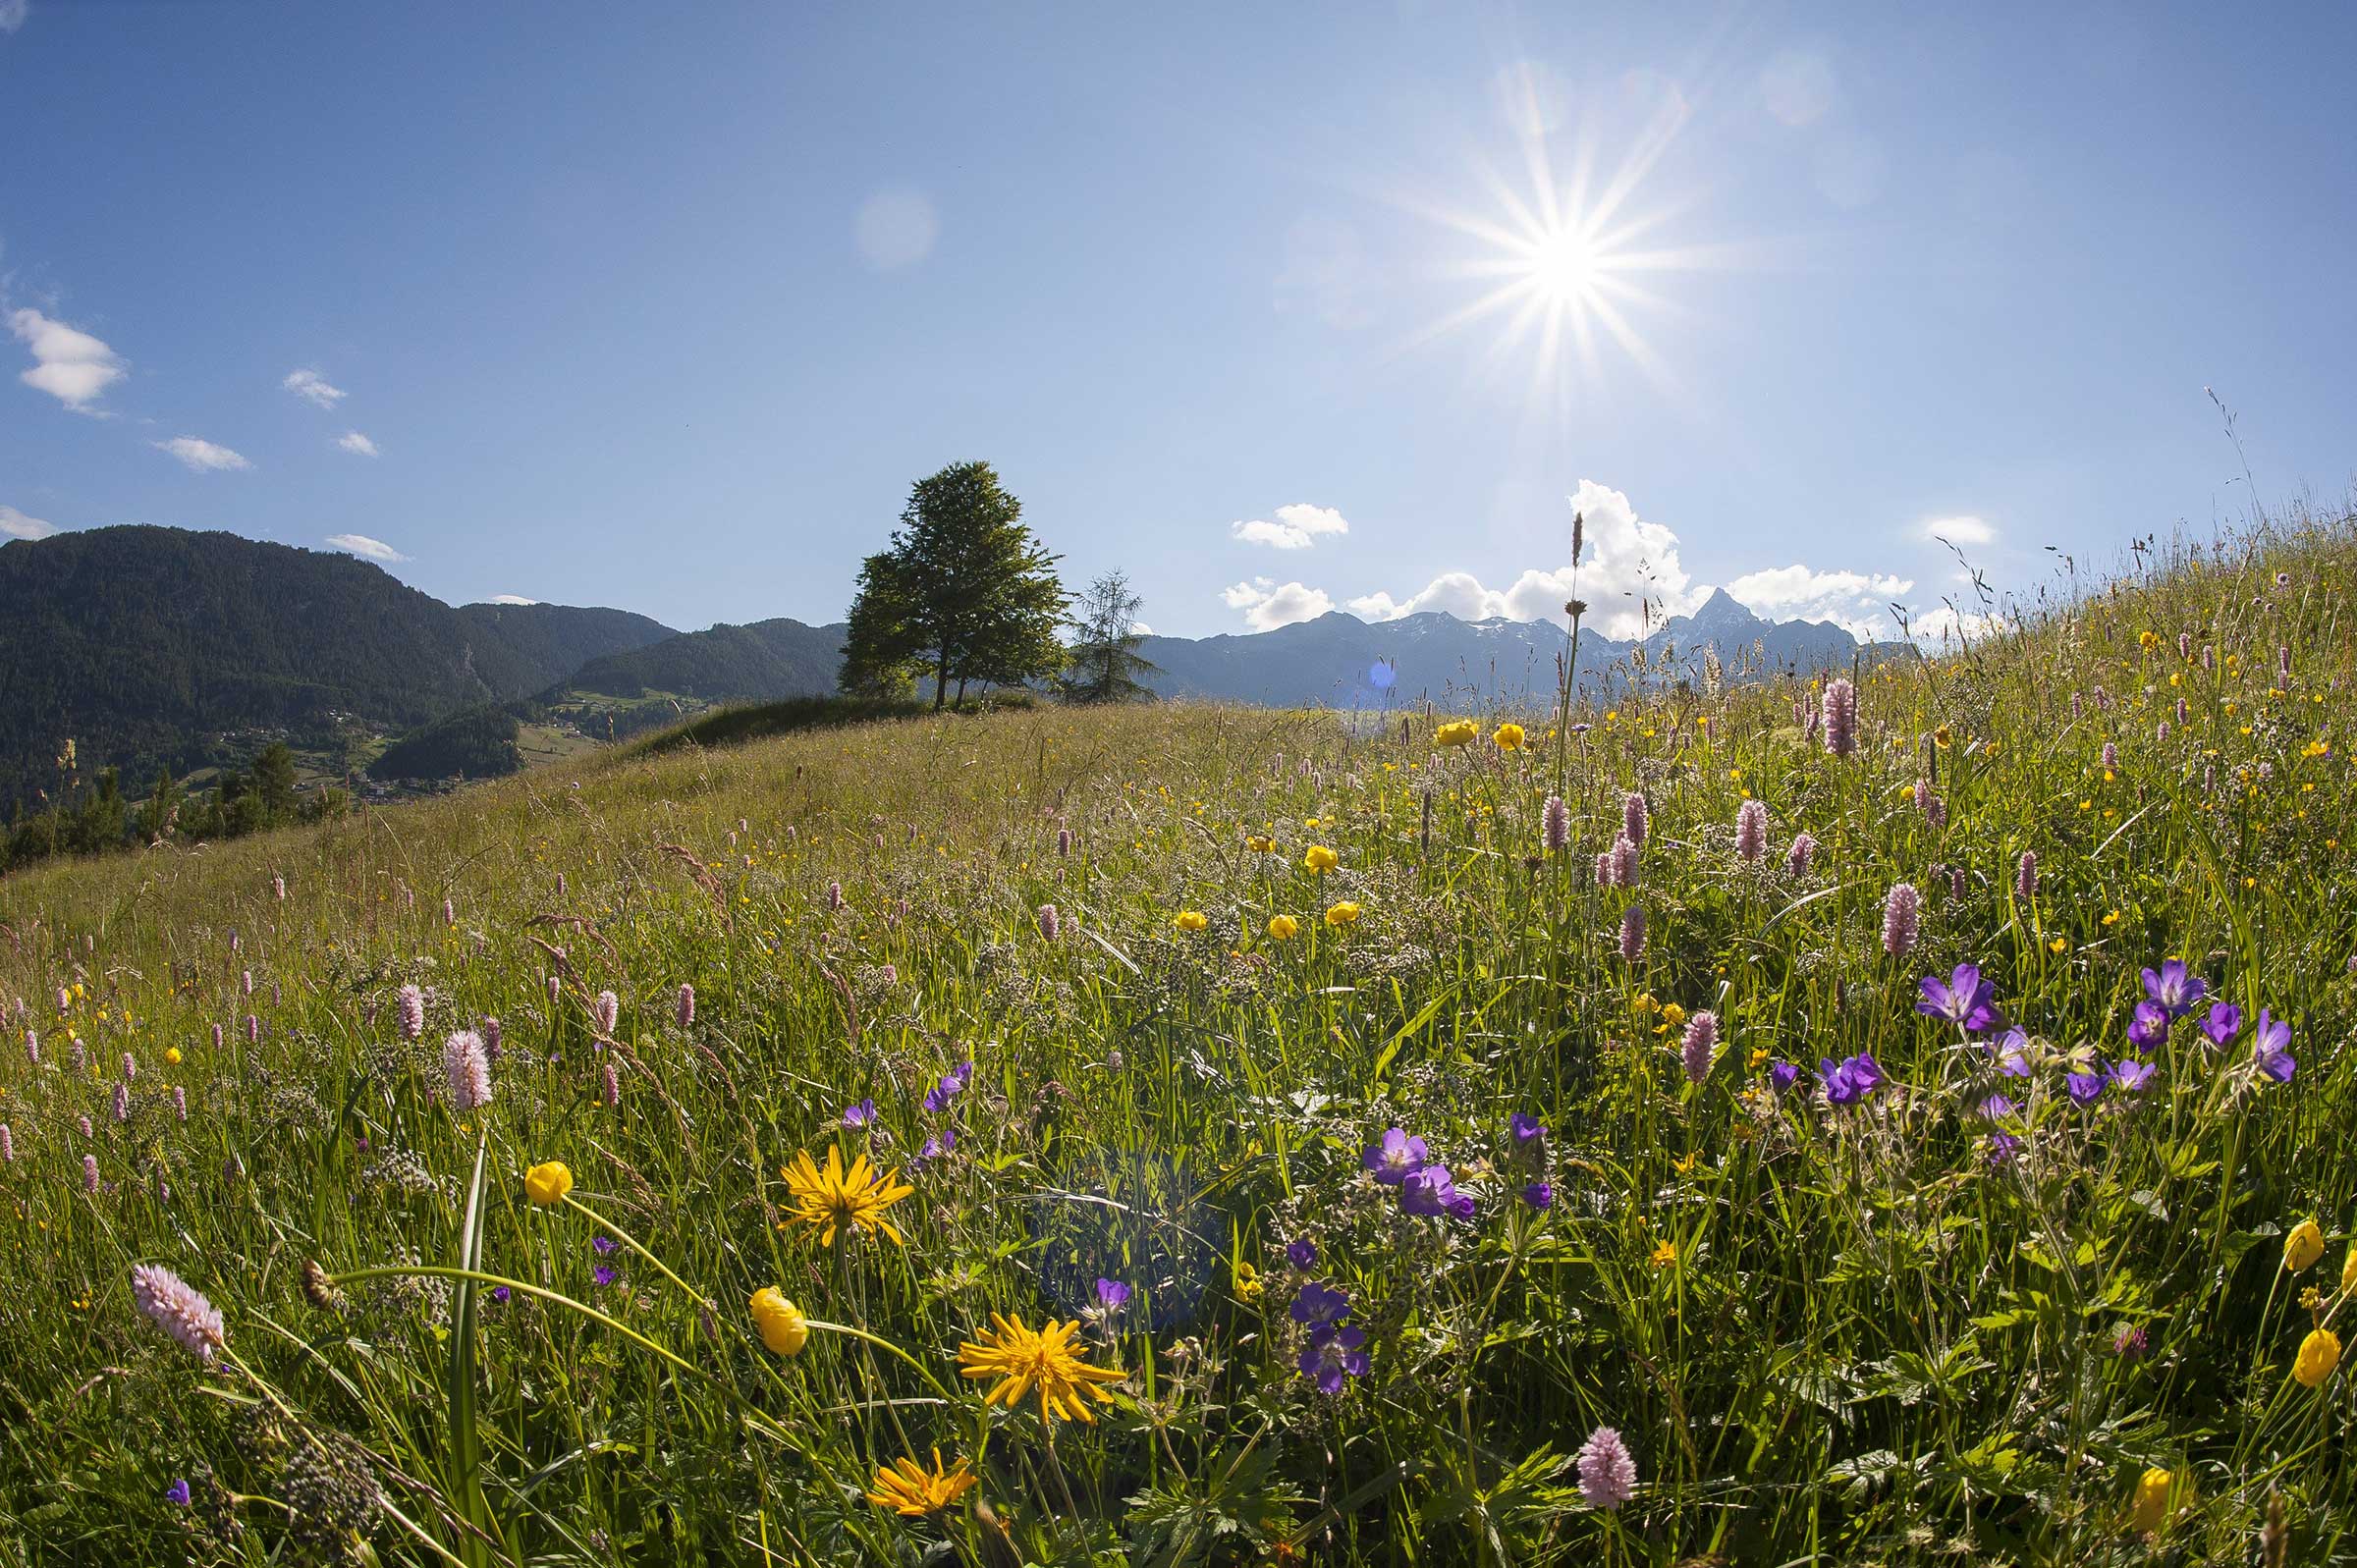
1232 502 1349 551
336 430 380 457
1921 514 1996 547
326 532 405 563
154 436 251 472
283 368 346 407
1221 576 1334 630
10 308 127 412
0 1 29 38
1 503 59 540
488 593 537 605
1723 564 1915 639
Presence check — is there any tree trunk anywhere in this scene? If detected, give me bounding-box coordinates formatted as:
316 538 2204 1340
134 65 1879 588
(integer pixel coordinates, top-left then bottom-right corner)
934 643 951 710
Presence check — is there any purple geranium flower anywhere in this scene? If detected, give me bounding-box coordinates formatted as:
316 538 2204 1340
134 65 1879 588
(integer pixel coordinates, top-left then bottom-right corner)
1977 1093 2018 1120
1362 1127 1429 1185
2066 1070 2106 1106
593 1265 617 1287
1989 1029 2033 1078
1985 1130 2023 1165
1522 1181 1554 1211
1819 1053 1884 1107
491 1285 511 1304
1289 1280 1351 1329
915 1127 956 1161
1093 1278 1131 1313
842 1098 876 1127
2252 1008 2295 1083
1769 1060 1800 1093
1399 1163 1460 1217
1297 1324 1370 1392
592 1234 618 1255
166 1478 192 1507
1917 964 2002 1033
2202 1002 2242 1046
2141 959 2209 1018
1286 1237 1318 1270
2109 1057 2159 1093
2126 1000 2170 1052
1510 1111 1547 1143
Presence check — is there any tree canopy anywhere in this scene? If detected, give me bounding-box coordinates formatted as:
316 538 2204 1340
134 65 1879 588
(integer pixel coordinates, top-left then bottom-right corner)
1064 570 1159 703
837 462 1069 707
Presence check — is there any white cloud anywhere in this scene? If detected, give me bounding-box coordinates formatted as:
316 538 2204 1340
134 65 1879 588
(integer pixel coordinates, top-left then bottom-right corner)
1 503 59 540
1346 479 1696 639
1723 564 1915 639
854 189 938 270
1231 502 1350 550
283 367 346 407
10 308 127 411
0 0 28 35
1907 605 2010 646
336 430 380 457
1222 576 1334 631
154 436 251 472
1921 514 1996 547
326 532 405 563
488 593 537 605
1129 621 1152 636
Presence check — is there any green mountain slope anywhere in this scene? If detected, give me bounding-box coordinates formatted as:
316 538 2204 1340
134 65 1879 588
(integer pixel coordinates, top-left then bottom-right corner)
561 616 845 701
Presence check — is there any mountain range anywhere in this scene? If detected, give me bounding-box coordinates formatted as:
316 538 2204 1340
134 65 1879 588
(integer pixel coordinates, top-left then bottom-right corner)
0 525 1902 809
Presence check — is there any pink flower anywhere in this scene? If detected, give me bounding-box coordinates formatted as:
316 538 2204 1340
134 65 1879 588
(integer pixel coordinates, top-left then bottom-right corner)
131 1263 226 1362
1622 791 1649 848
396 984 425 1042
2015 850 2038 898
1542 794 1570 853
1735 799 1766 863
1822 677 1858 757
1680 1011 1719 1084
1786 833 1817 877
676 983 695 1031
1037 903 1062 941
1575 1426 1637 1509
443 1030 493 1113
1882 881 1921 957
591 990 620 1036
1618 904 1647 963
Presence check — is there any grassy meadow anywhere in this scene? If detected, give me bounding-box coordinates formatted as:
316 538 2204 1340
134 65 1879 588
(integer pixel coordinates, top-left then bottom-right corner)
2 518 2354 1566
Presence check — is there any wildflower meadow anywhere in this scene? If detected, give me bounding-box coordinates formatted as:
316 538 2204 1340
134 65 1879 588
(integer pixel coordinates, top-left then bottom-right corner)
1 518 2353 1565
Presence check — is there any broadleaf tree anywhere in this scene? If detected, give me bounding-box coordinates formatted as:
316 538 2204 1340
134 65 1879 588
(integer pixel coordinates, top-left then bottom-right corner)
837 461 1069 708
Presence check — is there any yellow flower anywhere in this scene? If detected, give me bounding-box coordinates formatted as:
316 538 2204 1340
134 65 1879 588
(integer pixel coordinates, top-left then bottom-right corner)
749 1287 809 1357
1660 1002 1686 1029
1266 914 1298 941
1174 909 1209 933
1649 1240 1678 1270
1323 900 1361 928
2049 937 2068 953
1302 844 1339 875
2129 1468 2175 1535
164 1047 183 1066
1233 1258 1263 1301
958 1312 1124 1423
1492 722 1527 751
523 1162 574 1207
2284 1219 2326 1272
1434 719 1478 748
1245 835 1276 853
2294 1327 2342 1388
781 1146 914 1246
866 1449 978 1516
2342 1244 2357 1294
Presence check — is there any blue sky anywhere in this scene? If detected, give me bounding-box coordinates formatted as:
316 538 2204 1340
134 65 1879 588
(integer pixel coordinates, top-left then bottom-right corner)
5 3 2353 642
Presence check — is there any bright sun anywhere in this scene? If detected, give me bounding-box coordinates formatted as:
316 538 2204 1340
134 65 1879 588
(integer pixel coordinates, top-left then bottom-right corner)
1525 226 1603 305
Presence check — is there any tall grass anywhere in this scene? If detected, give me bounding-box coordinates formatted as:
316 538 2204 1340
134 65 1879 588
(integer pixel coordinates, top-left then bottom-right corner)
1 514 2352 1565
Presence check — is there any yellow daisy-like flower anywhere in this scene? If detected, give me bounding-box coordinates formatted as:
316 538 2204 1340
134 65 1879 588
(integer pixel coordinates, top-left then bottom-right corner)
958 1312 1124 1423
2294 1327 2342 1388
2283 1219 2325 1272
1245 834 1277 853
781 1146 914 1246
1302 844 1339 875
1266 914 1298 941
2130 1467 2178 1535
1324 900 1361 928
749 1287 809 1357
866 1449 979 1517
1493 722 1527 751
523 1162 574 1207
1434 719 1478 748
1174 909 1209 933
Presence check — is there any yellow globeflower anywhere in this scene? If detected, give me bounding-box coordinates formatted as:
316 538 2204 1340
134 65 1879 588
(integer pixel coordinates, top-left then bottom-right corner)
1174 910 1209 933
1266 914 1299 941
781 1146 914 1246
2284 1219 2326 1272
2294 1327 2342 1388
2129 1468 2175 1534
1324 900 1361 928
1492 722 1527 751
523 1162 574 1207
1434 719 1478 748
164 1047 183 1066
958 1312 1124 1423
866 1449 979 1516
2342 1244 2357 1294
1245 835 1276 853
749 1287 809 1357
1302 844 1339 875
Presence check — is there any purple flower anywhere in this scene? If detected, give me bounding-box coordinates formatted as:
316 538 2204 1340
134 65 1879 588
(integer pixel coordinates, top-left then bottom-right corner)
1289 1280 1351 1329
131 1264 226 1362
2201 1002 2242 1046
2066 1070 2106 1106
2252 1008 2295 1083
1286 1237 1318 1270
921 1061 973 1114
916 1128 956 1161
1769 1060 1801 1093
2126 1000 2170 1052
1989 1029 2033 1078
1881 882 1921 958
1679 1010 1719 1085
1297 1324 1370 1393
491 1285 511 1304
2109 1057 2158 1094
1399 1163 1460 1217
1575 1426 1638 1509
1916 964 2002 1033
1819 1052 1884 1107
1977 1093 2018 1120
166 1478 192 1507
1521 1181 1554 1211
1985 1130 2023 1164
2141 959 2209 1018
1509 1111 1546 1144
842 1099 877 1128
593 1265 617 1287
2113 1324 2149 1360
1361 1127 1429 1185
592 1235 619 1255
1093 1278 1132 1314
